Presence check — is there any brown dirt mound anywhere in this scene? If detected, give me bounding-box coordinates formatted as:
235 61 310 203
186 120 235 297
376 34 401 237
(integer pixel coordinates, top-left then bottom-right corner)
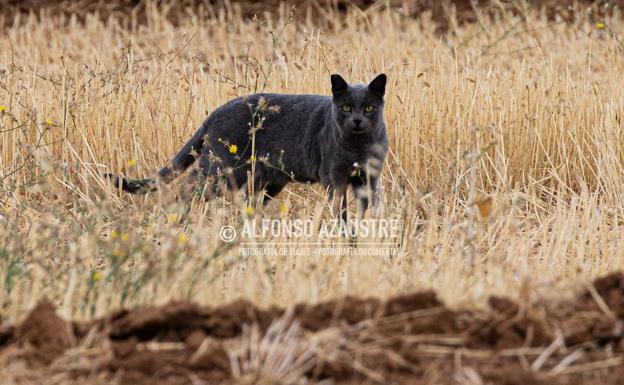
2 274 624 384
13 299 73 365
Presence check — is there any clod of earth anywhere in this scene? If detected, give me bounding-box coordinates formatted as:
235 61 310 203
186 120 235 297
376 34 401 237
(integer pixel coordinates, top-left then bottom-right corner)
2 273 624 384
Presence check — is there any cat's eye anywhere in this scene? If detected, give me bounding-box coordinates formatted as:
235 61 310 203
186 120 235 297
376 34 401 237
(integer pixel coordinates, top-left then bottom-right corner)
364 105 375 112
341 105 352 112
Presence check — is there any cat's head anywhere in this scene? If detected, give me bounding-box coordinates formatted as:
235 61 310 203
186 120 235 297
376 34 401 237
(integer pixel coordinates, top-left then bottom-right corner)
330 73 386 136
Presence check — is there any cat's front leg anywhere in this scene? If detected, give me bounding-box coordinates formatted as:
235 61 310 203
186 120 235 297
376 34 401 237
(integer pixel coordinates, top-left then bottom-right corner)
353 177 378 219
328 182 348 222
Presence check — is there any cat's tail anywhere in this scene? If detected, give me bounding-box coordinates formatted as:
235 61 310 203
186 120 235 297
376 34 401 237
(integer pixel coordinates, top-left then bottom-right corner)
104 122 208 194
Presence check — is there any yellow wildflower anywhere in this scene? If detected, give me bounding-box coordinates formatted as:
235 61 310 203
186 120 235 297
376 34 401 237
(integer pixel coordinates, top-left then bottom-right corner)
250 155 256 161
92 271 102 281
112 249 125 258
127 159 137 167
279 202 288 214
121 232 129 242
596 22 605 29
244 206 254 216
177 233 188 245
229 144 238 154
110 230 119 239
45 118 53 125
168 213 179 223
0 106 7 112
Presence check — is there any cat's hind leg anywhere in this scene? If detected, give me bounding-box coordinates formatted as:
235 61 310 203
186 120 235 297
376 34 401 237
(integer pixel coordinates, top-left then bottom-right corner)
262 183 287 204
248 168 288 204
197 151 248 198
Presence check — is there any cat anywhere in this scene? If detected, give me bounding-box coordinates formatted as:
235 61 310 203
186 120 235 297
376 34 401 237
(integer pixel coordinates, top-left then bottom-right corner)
105 73 388 219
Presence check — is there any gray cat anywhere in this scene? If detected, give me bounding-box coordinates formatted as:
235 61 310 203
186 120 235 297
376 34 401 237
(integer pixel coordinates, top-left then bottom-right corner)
106 74 388 218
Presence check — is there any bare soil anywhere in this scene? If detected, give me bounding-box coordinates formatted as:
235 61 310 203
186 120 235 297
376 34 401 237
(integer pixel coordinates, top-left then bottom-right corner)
1 0 622 30
2 273 624 384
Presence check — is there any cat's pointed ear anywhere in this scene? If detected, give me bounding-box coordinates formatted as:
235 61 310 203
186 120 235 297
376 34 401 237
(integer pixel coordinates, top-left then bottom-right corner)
331 74 349 96
368 74 387 96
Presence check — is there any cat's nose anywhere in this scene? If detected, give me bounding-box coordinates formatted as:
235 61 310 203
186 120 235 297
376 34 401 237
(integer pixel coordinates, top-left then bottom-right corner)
353 118 362 126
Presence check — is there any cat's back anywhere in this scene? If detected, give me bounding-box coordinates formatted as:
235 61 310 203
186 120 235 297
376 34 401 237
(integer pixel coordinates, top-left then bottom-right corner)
205 92 331 141
231 92 330 114
210 92 327 115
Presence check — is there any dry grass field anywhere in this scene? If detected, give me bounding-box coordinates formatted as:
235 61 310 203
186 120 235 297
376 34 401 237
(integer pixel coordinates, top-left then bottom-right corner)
6 2 624 384
2 2 624 325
